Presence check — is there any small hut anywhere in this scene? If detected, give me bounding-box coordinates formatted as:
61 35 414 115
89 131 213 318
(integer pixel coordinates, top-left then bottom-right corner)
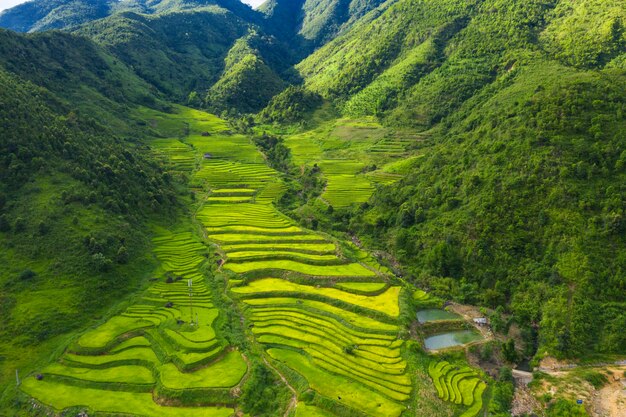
203 153 213 159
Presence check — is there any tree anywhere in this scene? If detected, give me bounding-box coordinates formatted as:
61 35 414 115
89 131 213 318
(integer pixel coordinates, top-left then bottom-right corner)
38 220 49 235
0 214 10 232
92 253 112 272
13 217 26 233
116 245 128 264
502 339 518 363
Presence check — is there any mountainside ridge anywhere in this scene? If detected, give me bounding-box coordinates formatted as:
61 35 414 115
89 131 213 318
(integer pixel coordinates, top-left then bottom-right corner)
0 0 260 32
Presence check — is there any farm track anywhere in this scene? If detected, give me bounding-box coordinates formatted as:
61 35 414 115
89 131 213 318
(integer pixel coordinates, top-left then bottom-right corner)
263 357 298 417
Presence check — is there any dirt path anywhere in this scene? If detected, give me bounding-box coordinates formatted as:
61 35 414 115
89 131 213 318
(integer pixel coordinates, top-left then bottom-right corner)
263 357 298 417
592 376 626 417
447 303 495 341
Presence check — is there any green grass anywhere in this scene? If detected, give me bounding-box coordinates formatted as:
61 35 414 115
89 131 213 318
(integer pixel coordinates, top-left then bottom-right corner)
221 242 337 254
43 363 154 384
64 346 160 366
256 331 409 400
460 382 486 417
233 278 400 316
227 251 339 262
251 310 398 345
224 260 376 277
134 105 229 137
76 316 154 350
206 196 253 203
295 403 336 417
336 282 388 293
268 348 405 417
210 233 325 243
319 160 375 208
243 299 398 331
159 351 247 389
150 138 196 172
428 360 486 416
413 290 431 301
21 378 234 417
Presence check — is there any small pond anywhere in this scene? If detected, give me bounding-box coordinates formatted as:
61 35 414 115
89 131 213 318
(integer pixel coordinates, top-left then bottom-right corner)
416 309 460 323
424 330 483 350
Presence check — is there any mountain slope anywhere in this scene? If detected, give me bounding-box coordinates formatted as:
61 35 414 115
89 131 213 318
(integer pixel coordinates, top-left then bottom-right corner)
260 0 387 49
76 9 291 107
346 62 626 358
297 0 626 125
0 28 161 130
0 0 259 32
0 59 176 399
288 0 626 359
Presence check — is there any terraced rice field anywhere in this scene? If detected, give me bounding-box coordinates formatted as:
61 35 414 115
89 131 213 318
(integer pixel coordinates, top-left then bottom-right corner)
151 138 197 172
21 226 248 415
368 134 417 155
282 118 425 208
428 360 487 417
318 160 375 207
177 112 414 417
20 107 476 417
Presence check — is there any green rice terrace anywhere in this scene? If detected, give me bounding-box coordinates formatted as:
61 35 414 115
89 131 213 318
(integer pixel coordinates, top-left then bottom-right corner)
283 118 425 208
17 106 488 417
428 361 487 417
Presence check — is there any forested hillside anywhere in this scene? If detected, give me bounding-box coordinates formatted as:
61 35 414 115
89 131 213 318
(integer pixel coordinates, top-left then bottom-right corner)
76 7 292 108
259 0 387 50
0 61 176 402
283 0 626 359
0 0 259 32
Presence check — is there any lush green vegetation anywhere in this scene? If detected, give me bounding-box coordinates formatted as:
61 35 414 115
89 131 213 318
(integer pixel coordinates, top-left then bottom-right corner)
259 86 323 125
260 0 387 48
1 0 625 415
0 0 259 33
0 47 176 412
345 64 626 358
288 0 626 360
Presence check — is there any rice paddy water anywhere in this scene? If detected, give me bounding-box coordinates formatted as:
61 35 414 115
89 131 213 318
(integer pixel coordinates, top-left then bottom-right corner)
424 331 483 350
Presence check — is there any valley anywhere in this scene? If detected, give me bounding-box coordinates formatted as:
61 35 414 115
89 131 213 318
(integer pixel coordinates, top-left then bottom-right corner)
1 0 625 416
14 106 471 417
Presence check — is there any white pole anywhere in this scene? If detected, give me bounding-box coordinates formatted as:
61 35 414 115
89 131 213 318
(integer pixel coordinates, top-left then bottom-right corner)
16 369 19 386
188 279 194 325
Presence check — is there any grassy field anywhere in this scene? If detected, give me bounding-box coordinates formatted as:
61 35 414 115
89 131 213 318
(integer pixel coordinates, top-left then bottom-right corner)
159 351 247 389
232 278 400 316
21 378 233 417
268 348 406 417
335 282 388 293
163 108 416 416
295 403 337 417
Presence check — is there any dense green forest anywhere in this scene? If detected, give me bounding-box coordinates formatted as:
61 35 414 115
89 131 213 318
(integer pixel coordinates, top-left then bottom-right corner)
0 0 625 416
